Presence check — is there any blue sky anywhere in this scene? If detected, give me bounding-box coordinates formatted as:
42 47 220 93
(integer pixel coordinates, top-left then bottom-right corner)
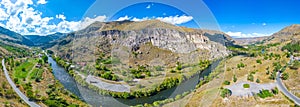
0 0 299 37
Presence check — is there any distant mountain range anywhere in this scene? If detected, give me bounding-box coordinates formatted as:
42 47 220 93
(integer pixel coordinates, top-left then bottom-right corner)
25 33 67 46
0 26 66 47
0 27 34 46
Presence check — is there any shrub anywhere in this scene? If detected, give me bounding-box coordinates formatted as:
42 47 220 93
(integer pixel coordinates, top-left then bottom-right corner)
223 80 230 85
272 87 279 95
243 84 250 88
281 72 289 80
256 59 262 64
247 74 254 82
170 70 176 73
220 88 232 98
257 89 273 98
22 68 26 72
256 79 260 83
233 75 237 82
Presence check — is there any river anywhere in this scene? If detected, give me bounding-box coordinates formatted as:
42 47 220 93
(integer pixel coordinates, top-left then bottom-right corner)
48 56 221 107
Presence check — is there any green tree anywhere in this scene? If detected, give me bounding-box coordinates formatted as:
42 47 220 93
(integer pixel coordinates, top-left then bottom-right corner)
176 62 182 71
233 75 237 82
220 88 232 98
256 59 262 64
281 72 289 80
247 74 254 82
223 80 230 85
256 79 260 83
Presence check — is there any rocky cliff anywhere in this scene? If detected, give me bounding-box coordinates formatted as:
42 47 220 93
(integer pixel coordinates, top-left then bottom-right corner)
51 20 233 65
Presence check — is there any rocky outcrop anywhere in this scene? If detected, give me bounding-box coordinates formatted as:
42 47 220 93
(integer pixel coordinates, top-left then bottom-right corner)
53 20 232 61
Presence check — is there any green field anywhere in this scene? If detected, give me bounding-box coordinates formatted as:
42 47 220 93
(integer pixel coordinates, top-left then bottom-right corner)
29 68 44 80
13 59 38 79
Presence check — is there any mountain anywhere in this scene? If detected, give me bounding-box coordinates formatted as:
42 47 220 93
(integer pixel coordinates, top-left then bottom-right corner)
25 32 67 46
0 26 33 46
50 20 234 65
233 37 268 45
264 24 300 44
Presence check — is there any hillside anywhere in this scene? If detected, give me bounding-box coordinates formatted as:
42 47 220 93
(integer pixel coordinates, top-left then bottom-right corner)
0 27 33 46
47 20 237 94
25 33 66 46
51 20 234 62
264 24 300 44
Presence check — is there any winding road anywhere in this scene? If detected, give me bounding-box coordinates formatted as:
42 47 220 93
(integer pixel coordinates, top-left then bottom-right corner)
276 72 300 105
276 56 300 105
2 59 40 107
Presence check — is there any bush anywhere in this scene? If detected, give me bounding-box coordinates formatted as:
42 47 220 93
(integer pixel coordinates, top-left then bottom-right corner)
256 59 262 64
237 63 245 69
247 74 254 82
233 75 237 82
281 72 289 80
290 61 300 70
256 79 260 83
272 87 279 95
257 89 273 98
220 88 232 98
243 84 250 88
176 62 182 71
170 70 176 73
22 68 26 72
269 71 276 80
223 80 230 85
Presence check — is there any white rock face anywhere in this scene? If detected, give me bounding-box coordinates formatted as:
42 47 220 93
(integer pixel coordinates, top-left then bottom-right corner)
79 28 229 59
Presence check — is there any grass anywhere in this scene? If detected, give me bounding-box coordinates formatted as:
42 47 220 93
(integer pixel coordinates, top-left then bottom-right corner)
29 68 44 80
13 59 37 79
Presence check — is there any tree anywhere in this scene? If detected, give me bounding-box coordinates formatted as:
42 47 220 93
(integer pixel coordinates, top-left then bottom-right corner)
257 89 273 98
256 79 260 83
281 73 289 80
272 87 279 95
42 55 48 63
176 62 182 71
223 80 230 85
247 74 254 82
22 68 26 72
233 75 237 82
256 59 262 64
170 70 176 73
269 71 276 80
290 60 300 70
220 88 232 98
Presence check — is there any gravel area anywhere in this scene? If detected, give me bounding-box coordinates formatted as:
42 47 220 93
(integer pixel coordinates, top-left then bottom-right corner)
86 75 130 92
225 81 276 97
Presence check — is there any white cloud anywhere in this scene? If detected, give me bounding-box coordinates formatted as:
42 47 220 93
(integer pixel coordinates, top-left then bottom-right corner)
116 16 131 21
117 15 193 25
0 0 107 35
37 0 47 4
56 14 66 20
226 31 270 38
156 15 193 25
262 23 267 26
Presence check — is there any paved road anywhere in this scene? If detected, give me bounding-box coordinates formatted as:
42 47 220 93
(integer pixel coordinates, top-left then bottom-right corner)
2 59 40 107
276 72 300 105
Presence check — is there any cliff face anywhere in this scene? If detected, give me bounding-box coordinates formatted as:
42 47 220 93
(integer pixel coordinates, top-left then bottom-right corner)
51 20 232 63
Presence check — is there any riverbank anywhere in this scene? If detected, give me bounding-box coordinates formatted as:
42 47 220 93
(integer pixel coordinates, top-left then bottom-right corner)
5 53 89 107
52 54 213 98
49 53 223 106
